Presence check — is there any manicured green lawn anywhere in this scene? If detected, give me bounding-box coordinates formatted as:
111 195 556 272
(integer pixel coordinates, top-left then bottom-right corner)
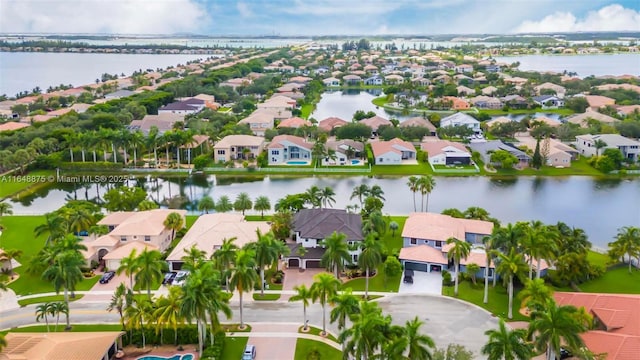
300 104 314 119
18 294 85 307
0 170 55 199
294 338 342 360
380 216 407 253
252 293 280 300
493 157 603 176
575 266 640 294
342 265 401 293
3 324 123 335
372 96 389 107
221 337 248 360
442 281 529 322
587 251 610 268
299 326 338 342
371 163 433 176
185 215 198 229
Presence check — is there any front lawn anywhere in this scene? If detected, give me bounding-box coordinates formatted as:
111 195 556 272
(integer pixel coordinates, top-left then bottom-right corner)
299 326 338 342
18 294 85 307
294 338 342 360
220 337 248 360
252 293 280 301
574 266 640 294
442 280 529 322
341 264 401 293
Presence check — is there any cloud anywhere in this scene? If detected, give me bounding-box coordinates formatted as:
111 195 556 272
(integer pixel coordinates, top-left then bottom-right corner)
514 4 640 33
236 2 253 18
0 0 210 34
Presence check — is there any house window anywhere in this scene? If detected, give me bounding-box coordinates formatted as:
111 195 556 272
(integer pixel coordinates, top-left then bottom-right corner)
120 236 127 242
435 241 443 248
144 236 151 242
217 150 225 155
108 225 115 232
272 150 280 155
411 238 417 245
353 254 358 262
213 245 221 250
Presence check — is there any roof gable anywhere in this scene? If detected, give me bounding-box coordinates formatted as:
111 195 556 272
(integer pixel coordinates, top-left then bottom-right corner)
294 209 363 241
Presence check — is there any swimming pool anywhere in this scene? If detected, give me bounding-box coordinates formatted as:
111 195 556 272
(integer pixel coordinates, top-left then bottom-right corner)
351 159 361 165
287 160 308 165
136 354 194 360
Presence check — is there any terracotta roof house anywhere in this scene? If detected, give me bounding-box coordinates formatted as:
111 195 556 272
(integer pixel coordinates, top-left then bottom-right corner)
554 292 640 360
516 136 577 167
289 76 313 84
323 139 365 166
456 85 475 96
469 140 531 168
267 135 313 165
420 140 472 166
485 116 512 128
0 122 29 132
399 245 448 272
400 117 436 136
616 105 640 116
83 209 186 271
214 135 265 163
565 110 620 128
277 83 305 93
322 77 341 87
128 112 185 135
318 117 348 132
359 115 391 136
575 134 640 162
238 108 284 136
443 96 470 110
371 138 416 165
534 82 567 98
342 74 362 85
285 209 363 270
583 95 616 110
441 112 481 134
0 331 124 360
277 116 312 129
531 116 562 127
166 213 270 271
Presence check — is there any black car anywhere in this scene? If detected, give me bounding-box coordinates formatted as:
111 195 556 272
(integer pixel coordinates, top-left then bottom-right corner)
162 272 177 285
403 269 414 284
558 348 572 360
99 271 115 284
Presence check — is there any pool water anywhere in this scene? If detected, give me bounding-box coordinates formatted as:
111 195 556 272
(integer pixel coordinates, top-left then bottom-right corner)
351 159 361 165
287 161 308 165
137 354 194 360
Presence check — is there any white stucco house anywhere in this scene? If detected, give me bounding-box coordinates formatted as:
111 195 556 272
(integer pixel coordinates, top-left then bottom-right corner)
371 138 416 165
267 135 313 165
440 112 481 135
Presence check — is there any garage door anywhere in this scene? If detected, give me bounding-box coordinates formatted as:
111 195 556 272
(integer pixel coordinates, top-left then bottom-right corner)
404 262 428 272
288 259 300 268
305 260 322 268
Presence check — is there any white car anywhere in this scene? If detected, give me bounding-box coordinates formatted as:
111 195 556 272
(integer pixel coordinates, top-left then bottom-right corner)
172 270 190 286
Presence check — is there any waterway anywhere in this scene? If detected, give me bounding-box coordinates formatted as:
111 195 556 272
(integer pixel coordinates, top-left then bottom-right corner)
311 89 411 121
494 53 640 78
8 175 640 249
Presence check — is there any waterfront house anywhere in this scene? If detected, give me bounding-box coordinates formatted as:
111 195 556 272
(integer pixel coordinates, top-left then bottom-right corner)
277 116 312 129
443 97 470 110
214 135 265 163
470 96 503 109
420 140 472 166
1 332 125 360
440 112 481 134
166 213 270 271
285 209 363 270
323 77 341 87
399 117 437 136
468 140 531 168
267 135 313 165
323 139 364 166
364 75 383 86
343 74 363 85
532 95 564 109
371 138 417 165
575 134 640 161
360 115 391 137
318 116 349 133
534 82 567 98
516 137 578 167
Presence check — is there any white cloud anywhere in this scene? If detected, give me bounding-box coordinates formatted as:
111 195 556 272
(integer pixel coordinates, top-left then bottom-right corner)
237 2 253 18
0 0 210 34
514 4 640 33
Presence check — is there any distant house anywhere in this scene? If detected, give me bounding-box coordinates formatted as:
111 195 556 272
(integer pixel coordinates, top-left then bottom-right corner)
323 139 364 166
360 115 391 136
456 85 475 96
0 122 29 132
468 140 531 168
534 82 566 98
481 86 498 96
277 116 312 129
343 74 362 85
158 98 205 115
384 74 404 84
421 140 472 166
318 116 349 132
364 75 383 86
220 78 251 89
575 134 640 161
400 117 436 136
267 135 313 165
128 113 185 135
440 112 481 134
517 137 578 167
485 64 501 73
582 95 616 110
104 89 135 100
443 96 470 110
455 64 474 73
565 110 620 128
470 96 502 109
371 138 416 165
238 108 288 136
532 95 564 109
531 116 562 128
322 77 341 87
257 95 296 112
2 331 125 360
213 135 265 163
285 209 363 269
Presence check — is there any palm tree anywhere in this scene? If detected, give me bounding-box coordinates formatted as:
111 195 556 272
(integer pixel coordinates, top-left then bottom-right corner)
130 130 145 168
528 299 587 360
463 206 491 221
330 288 360 333
117 249 140 290
358 235 384 299
50 301 68 332
482 319 533 360
0 249 22 279
163 212 184 240
154 286 184 345
253 196 271 219
350 184 370 208
229 249 258 329
419 175 436 212
593 139 607 157
407 176 420 212
521 221 556 279
42 250 85 330
369 185 385 202
233 192 253 215
0 333 6 352
608 226 640 273
34 212 66 245
0 202 13 217
303 185 322 209
482 234 494 304
289 284 313 330
135 249 167 299
107 283 129 330
405 316 436 360
340 300 389 360
146 126 160 167
198 195 215 214
35 302 54 332
181 245 207 272
215 195 233 213
125 297 154 349
212 237 237 288
319 186 336 209
446 237 471 296
310 272 341 336
497 249 528 319
251 230 279 297
320 231 351 278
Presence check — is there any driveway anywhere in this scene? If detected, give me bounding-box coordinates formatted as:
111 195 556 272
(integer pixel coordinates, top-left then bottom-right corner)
281 268 327 301
398 271 442 295
247 323 298 360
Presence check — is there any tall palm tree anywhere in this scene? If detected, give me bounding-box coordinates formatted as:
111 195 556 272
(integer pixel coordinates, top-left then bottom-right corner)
446 237 471 297
154 286 184 345
521 221 557 279
107 283 130 330
319 186 336 209
42 250 85 330
0 202 13 217
310 272 341 336
130 130 145 168
233 192 253 215
163 212 184 241
519 278 553 312
497 249 528 319
608 226 640 274
35 302 54 332
350 184 370 208
369 185 385 202
125 297 154 349
528 299 587 360
303 185 322 209
181 245 207 272
289 284 313 330
320 231 351 278
212 237 238 288
330 288 360 333
482 319 533 360
34 212 66 245
482 234 495 304
135 249 167 299
593 139 607 157
196 196 215 214
250 230 279 297
419 175 436 212
340 300 390 360
253 196 271 219
358 235 384 299
117 249 140 289
146 126 160 167
492 223 526 287
229 249 258 329
405 316 436 360
0 249 22 279
215 195 233 213
50 301 68 332
407 176 420 212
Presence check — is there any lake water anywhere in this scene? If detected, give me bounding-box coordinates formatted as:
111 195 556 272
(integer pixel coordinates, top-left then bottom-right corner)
8 175 640 249
494 53 640 78
0 52 213 97
311 89 412 121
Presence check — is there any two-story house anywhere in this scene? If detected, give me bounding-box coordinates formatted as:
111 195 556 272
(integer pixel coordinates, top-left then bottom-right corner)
575 134 640 161
267 135 313 165
323 139 364 166
214 135 266 163
237 108 289 136
440 112 481 135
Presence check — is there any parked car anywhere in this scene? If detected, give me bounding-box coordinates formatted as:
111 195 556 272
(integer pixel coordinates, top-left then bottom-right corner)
242 345 256 360
162 272 177 285
99 271 115 284
172 270 190 286
403 269 414 284
557 348 572 360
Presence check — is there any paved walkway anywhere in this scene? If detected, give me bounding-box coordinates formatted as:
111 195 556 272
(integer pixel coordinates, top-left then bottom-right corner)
241 323 340 360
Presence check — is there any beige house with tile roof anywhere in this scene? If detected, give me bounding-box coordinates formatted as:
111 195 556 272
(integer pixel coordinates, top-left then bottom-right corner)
371 138 416 165
166 213 270 271
0 331 124 360
214 134 265 163
318 117 348 132
565 110 620 128
277 116 312 129
360 115 391 136
517 136 578 167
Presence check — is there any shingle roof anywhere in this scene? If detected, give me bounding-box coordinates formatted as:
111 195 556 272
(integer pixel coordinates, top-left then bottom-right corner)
294 209 363 241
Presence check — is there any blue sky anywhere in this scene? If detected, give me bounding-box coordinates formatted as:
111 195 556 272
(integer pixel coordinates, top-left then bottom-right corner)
1 0 639 35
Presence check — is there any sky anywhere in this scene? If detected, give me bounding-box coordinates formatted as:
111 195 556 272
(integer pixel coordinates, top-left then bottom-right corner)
1 0 639 36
